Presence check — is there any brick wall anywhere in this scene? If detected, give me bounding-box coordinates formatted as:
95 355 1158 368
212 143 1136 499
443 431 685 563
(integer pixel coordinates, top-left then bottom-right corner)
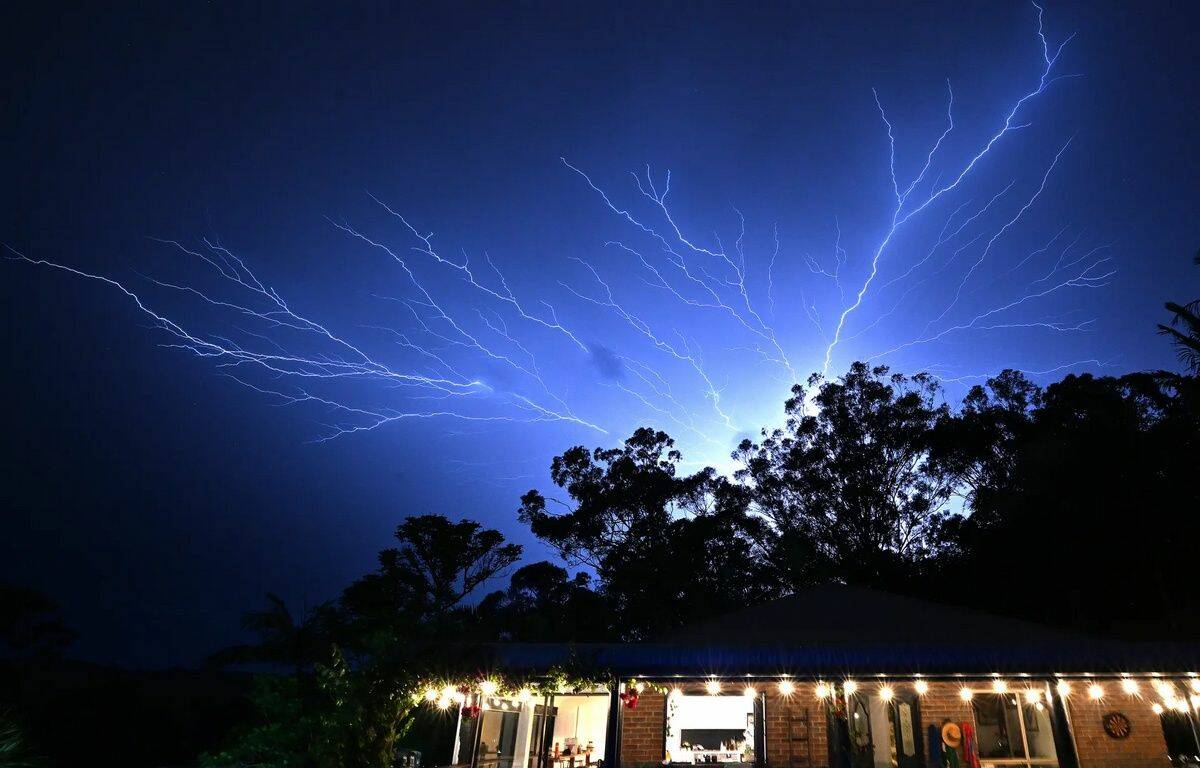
613 678 1172 768
1068 693 1170 768
620 690 666 767
763 692 828 768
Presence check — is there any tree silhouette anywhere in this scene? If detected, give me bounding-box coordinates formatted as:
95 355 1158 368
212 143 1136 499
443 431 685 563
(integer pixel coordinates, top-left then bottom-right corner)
1157 249 1200 373
734 363 953 589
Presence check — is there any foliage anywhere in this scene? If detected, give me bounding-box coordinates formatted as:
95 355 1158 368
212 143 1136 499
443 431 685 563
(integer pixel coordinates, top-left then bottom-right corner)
0 584 74 657
203 515 524 768
519 427 776 638
734 363 953 589
932 370 1200 637
197 676 313 768
0 712 41 768
1156 249 1200 374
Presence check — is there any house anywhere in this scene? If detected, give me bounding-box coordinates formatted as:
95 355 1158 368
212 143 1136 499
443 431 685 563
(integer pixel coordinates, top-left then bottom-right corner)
437 586 1200 768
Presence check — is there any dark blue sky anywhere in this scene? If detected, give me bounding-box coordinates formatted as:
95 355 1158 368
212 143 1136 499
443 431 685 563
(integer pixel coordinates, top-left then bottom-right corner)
2 1 1197 667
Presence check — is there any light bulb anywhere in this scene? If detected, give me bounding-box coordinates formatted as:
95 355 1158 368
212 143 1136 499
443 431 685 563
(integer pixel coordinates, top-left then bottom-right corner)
1056 681 1071 697
1023 689 1041 704
778 680 795 696
814 682 830 699
843 680 858 695
959 688 974 701
1121 679 1139 695
480 680 499 696
706 679 722 696
879 686 894 702
743 686 757 698
1088 683 1104 700
992 679 1008 693
914 680 929 696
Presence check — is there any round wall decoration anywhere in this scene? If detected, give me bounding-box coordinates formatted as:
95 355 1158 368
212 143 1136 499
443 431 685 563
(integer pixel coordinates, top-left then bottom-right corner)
1102 712 1131 739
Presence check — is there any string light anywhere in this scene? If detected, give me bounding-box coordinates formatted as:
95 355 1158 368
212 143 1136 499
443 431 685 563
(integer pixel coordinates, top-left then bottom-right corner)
1121 678 1139 695
670 687 683 699
743 686 758 699
1191 679 1200 694
1190 694 1200 709
914 680 929 696
517 688 533 704
1088 683 1104 700
843 680 859 695
436 696 452 710
1056 681 1071 697
959 687 974 701
879 686 894 702
1153 680 1175 698
424 688 439 702
814 682 830 699
1152 703 1165 715
706 679 722 696
480 680 499 696
452 691 467 704
778 680 796 697
1023 689 1041 704
635 682 645 693
992 679 1008 693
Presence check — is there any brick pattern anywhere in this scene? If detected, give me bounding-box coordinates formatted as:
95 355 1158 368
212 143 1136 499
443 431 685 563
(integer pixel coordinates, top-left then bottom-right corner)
763 692 828 768
613 679 1172 768
1068 694 1170 768
620 690 666 768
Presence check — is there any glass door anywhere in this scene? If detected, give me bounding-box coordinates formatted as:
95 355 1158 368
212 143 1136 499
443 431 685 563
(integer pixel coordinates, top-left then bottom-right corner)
474 708 521 768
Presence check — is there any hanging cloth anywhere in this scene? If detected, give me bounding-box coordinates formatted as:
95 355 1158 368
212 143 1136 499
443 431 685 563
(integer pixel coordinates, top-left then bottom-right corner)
926 724 943 768
960 722 981 768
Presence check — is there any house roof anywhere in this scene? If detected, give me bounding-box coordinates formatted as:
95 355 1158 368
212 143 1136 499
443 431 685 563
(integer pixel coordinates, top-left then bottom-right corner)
488 585 1200 677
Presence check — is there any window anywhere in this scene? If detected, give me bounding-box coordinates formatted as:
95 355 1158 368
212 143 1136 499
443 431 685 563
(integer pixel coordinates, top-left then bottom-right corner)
666 693 756 764
972 694 1057 768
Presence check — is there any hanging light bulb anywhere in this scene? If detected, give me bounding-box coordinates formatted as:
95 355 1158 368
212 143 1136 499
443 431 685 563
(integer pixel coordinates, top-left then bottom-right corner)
959 688 974 702
1121 678 1140 695
913 680 929 696
1055 681 1071 697
778 680 796 697
517 688 533 704
480 680 499 697
879 686 894 702
436 696 452 710
1152 703 1165 715
1191 679 1200 694
424 688 439 702
992 679 1008 693
1088 683 1104 700
1153 680 1175 698
743 686 758 699
1023 690 1041 704
706 679 722 696
814 682 830 699
670 687 683 699
843 680 858 695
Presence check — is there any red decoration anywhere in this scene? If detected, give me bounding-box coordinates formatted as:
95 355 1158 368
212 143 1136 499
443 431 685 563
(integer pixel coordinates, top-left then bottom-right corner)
463 704 481 719
619 691 639 709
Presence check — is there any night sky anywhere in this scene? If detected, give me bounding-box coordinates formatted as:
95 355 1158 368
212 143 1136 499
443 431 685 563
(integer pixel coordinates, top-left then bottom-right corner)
2 1 1197 667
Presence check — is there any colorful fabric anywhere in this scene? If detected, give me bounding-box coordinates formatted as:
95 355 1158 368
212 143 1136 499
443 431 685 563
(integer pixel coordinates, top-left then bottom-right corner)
960 721 981 768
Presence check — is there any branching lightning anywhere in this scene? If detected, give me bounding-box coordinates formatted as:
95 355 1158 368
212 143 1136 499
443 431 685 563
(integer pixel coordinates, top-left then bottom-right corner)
6 2 1112 473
